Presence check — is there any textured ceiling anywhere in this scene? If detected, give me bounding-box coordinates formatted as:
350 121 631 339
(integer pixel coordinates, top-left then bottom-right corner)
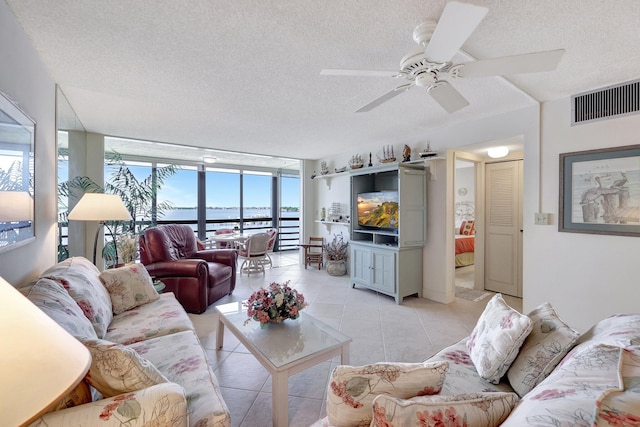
6 1 640 161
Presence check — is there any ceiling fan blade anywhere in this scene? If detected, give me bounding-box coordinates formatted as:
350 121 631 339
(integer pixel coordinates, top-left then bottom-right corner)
355 83 413 113
457 49 566 78
424 1 488 63
427 81 470 113
321 69 400 78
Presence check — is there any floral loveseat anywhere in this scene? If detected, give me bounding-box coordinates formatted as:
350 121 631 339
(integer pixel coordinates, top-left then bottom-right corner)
314 294 640 426
16 257 230 427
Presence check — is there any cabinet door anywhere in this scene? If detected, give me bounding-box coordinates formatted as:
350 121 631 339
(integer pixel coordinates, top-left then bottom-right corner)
399 168 427 246
370 249 395 293
350 244 371 285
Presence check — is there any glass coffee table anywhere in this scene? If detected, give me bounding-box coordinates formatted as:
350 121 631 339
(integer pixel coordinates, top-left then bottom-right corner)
215 302 351 427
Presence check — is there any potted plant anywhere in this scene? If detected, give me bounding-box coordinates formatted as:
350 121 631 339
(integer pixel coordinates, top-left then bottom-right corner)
324 232 349 276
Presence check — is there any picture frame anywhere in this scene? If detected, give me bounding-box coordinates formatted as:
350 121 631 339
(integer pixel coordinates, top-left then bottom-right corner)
0 90 36 253
559 144 640 236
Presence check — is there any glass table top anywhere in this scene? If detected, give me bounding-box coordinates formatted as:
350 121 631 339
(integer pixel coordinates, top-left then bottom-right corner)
216 302 351 368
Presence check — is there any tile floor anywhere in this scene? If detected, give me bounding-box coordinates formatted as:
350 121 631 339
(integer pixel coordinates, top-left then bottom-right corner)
188 252 522 427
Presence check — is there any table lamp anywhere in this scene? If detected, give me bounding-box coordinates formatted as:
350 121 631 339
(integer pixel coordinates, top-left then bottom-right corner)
67 193 132 265
0 276 91 426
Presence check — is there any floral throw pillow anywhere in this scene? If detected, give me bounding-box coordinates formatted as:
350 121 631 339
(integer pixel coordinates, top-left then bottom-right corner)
371 392 519 427
507 302 580 396
99 264 159 314
467 293 533 384
82 338 168 397
459 220 475 235
326 361 448 427
501 344 623 427
22 277 98 340
42 257 113 338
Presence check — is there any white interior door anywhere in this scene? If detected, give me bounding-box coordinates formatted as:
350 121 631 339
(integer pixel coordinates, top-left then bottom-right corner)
484 160 523 297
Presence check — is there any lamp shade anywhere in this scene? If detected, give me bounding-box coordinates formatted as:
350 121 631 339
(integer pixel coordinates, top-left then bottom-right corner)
0 276 92 426
68 193 132 221
0 191 33 221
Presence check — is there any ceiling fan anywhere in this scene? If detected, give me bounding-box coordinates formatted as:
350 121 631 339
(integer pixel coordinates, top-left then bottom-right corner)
321 1 565 114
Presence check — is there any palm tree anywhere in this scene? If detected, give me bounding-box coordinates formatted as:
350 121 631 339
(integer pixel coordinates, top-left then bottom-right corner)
58 152 177 261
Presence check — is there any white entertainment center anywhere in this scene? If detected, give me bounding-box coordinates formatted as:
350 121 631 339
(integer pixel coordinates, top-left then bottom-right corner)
349 163 427 303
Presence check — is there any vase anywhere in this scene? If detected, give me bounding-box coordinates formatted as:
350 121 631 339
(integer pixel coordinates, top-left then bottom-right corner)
326 259 347 276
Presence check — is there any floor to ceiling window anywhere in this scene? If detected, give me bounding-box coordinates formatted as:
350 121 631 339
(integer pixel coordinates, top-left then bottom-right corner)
57 135 301 262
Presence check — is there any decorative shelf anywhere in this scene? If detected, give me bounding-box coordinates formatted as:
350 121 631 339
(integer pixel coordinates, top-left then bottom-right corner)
315 220 350 229
312 171 349 188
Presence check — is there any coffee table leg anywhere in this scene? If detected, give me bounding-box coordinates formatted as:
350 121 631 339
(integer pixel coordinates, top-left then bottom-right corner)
272 372 288 427
341 343 350 365
216 316 224 350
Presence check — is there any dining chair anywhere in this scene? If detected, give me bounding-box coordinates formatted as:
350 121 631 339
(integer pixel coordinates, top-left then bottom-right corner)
237 232 271 275
304 237 324 269
258 229 278 269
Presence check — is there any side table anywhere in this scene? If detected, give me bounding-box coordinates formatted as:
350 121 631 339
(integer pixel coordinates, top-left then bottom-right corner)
152 280 166 293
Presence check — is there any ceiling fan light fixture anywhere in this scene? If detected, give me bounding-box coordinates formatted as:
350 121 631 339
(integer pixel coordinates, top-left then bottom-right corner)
488 146 509 158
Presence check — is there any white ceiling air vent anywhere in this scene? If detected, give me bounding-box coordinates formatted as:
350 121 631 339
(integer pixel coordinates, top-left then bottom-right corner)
571 79 640 125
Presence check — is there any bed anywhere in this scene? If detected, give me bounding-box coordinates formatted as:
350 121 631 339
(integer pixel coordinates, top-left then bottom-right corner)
455 218 475 267
455 234 475 267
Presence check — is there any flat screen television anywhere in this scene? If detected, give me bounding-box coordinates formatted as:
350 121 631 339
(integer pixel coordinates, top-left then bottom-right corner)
357 190 399 230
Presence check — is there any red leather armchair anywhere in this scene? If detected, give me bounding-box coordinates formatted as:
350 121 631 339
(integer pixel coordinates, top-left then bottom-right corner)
139 224 237 314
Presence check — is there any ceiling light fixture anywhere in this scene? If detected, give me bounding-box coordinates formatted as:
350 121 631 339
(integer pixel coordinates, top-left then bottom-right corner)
488 146 509 159
203 156 218 164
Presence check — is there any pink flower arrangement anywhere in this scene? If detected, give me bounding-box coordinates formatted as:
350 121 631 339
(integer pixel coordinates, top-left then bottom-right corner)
244 281 308 328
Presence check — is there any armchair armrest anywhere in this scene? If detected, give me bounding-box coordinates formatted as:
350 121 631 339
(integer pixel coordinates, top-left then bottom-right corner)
29 383 188 427
194 248 237 266
143 259 208 278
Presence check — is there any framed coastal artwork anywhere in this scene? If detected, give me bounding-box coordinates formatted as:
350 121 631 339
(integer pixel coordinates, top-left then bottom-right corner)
559 144 640 236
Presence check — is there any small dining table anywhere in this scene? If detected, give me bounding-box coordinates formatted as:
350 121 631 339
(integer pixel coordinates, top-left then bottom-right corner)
205 233 250 249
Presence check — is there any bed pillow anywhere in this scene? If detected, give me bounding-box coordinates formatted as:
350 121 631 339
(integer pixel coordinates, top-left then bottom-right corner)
459 220 475 235
82 338 168 397
507 302 580 396
99 264 159 314
326 361 448 427
467 294 532 384
371 392 519 427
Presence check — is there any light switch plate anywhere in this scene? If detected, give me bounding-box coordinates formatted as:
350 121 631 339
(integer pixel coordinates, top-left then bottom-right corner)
534 212 550 225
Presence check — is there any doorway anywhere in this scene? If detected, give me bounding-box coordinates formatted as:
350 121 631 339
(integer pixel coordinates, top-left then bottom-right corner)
447 136 524 299
454 159 477 290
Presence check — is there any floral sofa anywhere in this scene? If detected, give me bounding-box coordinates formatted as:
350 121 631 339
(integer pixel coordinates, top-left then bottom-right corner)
314 294 640 426
16 257 230 427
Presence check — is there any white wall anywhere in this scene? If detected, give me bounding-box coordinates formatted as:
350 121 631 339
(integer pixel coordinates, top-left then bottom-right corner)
525 98 640 332
0 0 57 285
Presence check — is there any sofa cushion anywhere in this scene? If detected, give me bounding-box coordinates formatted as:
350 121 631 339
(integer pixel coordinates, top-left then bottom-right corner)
31 383 189 427
82 338 168 398
129 330 231 427
41 257 113 338
105 293 194 345
371 392 519 427
501 344 624 426
20 277 98 341
326 361 448 427
507 302 580 397
99 264 159 314
426 338 515 395
467 293 532 384
595 346 640 425
576 313 640 348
